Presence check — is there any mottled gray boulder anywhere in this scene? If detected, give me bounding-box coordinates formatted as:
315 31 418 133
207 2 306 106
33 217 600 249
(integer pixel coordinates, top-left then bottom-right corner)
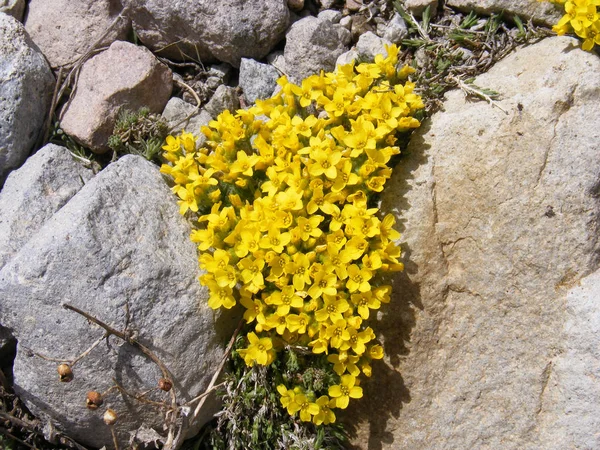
24 0 130 68
59 41 172 153
284 16 350 83
124 0 289 68
205 85 240 118
351 37 600 450
0 155 232 448
0 144 93 270
0 0 24 21
0 13 54 187
446 0 562 26
162 97 212 147
239 58 279 104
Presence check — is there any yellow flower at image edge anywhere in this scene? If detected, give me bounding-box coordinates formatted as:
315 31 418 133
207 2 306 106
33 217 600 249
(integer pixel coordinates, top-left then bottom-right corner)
237 332 275 366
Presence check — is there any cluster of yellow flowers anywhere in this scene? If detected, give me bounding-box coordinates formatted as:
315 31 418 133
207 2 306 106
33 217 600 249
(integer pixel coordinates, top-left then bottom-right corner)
161 44 423 425
541 0 600 50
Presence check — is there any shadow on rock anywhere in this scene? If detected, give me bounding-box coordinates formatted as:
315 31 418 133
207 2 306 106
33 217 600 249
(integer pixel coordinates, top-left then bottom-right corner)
342 121 432 449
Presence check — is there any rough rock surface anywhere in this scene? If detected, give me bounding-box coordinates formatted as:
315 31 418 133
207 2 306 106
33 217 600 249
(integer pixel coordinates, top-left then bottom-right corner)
0 13 54 187
239 58 280 104
350 36 600 450
0 144 93 270
59 40 172 153
0 156 233 448
284 16 350 83
24 0 130 68
537 268 600 449
0 0 24 21
446 0 562 26
124 0 289 68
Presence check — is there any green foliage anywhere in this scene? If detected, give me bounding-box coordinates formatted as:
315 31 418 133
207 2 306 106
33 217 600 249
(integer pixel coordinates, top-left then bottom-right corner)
193 331 348 450
107 107 169 163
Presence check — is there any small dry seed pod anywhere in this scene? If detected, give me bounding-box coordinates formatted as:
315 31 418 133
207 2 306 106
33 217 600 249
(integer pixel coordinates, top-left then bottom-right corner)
86 391 103 410
103 408 118 426
57 364 73 382
158 378 172 392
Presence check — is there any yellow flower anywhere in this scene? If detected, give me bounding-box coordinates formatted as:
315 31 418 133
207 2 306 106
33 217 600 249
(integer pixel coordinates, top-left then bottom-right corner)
265 286 304 315
327 351 360 376
237 332 275 366
351 291 381 320
289 393 319 422
315 294 349 323
307 270 338 299
346 264 373 293
230 150 260 176
328 374 363 409
313 396 336 425
206 280 236 310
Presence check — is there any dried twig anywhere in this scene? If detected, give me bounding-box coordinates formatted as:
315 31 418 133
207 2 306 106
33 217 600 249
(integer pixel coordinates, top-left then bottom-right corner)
0 427 36 449
112 380 169 409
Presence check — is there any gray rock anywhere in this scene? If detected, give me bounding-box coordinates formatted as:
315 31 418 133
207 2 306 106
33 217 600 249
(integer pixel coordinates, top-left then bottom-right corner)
205 85 240 118
284 16 349 83
317 9 342 24
382 12 407 43
0 13 54 187
537 269 600 449
0 155 232 448
446 0 562 26
335 49 358 67
267 50 286 74
238 58 279 104
339 15 352 30
125 0 290 68
356 31 392 61
350 36 600 450
0 144 94 270
59 41 172 153
405 0 438 16
162 97 212 146
24 0 130 68
0 0 24 21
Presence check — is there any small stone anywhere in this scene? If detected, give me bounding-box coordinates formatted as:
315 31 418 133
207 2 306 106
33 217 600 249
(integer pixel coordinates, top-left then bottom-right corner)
339 15 353 30
345 0 362 12
356 31 392 61
205 85 240 118
238 58 280 104
161 98 212 146
350 13 375 41
405 0 438 16
318 10 343 23
59 41 172 153
288 0 304 11
336 49 358 67
267 51 286 74
284 16 349 83
319 0 336 8
382 12 408 43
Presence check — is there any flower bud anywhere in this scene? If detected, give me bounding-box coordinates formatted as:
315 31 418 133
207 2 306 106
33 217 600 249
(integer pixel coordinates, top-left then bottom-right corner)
103 409 118 426
57 364 73 382
158 378 172 392
86 391 103 410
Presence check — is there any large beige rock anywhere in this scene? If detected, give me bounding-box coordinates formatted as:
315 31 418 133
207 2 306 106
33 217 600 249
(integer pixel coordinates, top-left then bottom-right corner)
59 40 172 153
446 0 562 26
350 37 600 449
24 0 130 68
